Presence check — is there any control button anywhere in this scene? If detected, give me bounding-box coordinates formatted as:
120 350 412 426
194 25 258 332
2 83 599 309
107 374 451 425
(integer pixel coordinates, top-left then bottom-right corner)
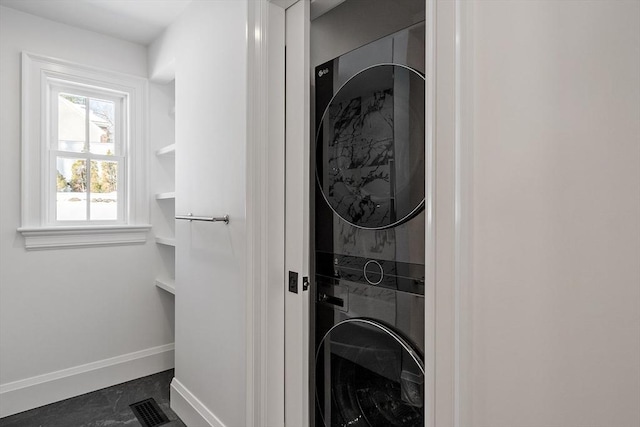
363 260 384 285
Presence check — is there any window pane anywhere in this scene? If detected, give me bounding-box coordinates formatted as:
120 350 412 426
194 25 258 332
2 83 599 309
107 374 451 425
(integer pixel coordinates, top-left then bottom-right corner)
56 157 87 221
90 160 118 221
89 98 115 155
58 94 87 153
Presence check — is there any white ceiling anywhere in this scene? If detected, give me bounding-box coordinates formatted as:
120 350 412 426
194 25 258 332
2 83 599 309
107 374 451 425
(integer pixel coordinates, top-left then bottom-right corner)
0 0 349 45
271 0 347 20
310 0 346 20
0 0 192 45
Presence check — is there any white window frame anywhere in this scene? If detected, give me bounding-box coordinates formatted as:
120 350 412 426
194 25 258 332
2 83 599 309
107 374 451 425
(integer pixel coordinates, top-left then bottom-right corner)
18 52 150 250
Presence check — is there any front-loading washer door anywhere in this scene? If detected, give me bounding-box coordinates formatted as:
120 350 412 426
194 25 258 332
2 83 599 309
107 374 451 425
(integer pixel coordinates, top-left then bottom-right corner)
316 319 425 427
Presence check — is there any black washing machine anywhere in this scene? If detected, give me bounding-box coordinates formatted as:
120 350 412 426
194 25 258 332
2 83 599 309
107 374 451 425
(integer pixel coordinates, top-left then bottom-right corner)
313 21 427 427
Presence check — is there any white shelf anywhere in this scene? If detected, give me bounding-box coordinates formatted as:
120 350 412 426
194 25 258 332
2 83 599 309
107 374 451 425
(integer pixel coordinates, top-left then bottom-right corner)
155 277 176 294
156 143 176 156
155 192 176 200
155 236 176 247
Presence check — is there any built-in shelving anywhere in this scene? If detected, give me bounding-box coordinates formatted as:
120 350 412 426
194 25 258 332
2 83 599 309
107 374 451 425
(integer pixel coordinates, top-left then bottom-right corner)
155 192 176 200
156 143 176 156
155 277 176 295
155 236 176 247
153 93 175 296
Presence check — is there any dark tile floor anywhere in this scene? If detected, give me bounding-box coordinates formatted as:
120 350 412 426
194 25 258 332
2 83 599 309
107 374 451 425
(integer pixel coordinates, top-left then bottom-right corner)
0 369 186 427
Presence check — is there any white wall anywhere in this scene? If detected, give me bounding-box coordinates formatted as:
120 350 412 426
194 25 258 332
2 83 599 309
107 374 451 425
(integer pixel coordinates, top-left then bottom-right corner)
149 2 250 426
468 1 640 426
0 6 175 417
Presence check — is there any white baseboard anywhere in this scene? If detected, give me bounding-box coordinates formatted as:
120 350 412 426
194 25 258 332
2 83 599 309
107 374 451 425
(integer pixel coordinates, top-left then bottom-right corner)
0 343 175 418
170 378 226 427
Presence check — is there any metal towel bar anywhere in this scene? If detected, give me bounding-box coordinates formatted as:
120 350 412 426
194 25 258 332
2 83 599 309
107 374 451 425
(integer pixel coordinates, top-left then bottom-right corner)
175 213 230 224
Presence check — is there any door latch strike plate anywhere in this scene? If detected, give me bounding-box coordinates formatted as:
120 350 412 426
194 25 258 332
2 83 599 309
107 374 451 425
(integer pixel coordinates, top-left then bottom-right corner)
288 271 298 294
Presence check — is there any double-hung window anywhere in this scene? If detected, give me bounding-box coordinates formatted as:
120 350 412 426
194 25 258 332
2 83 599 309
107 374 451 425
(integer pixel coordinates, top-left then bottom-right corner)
19 53 150 249
51 85 126 224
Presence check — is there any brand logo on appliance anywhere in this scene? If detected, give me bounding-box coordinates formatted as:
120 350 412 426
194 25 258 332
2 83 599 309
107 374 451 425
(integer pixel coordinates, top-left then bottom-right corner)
318 68 329 77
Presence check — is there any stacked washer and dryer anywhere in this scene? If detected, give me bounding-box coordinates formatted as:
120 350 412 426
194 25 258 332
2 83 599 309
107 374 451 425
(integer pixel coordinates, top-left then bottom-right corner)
312 21 427 427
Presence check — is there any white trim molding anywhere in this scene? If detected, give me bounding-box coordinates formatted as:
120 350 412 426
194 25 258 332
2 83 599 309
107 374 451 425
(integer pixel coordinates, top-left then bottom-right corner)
0 343 174 418
424 2 437 427
246 1 287 426
284 1 311 426
20 52 149 249
454 0 475 425
245 0 268 424
17 224 151 250
170 378 226 427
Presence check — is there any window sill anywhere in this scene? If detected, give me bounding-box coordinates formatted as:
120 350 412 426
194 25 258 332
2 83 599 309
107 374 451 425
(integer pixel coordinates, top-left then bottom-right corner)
17 225 152 250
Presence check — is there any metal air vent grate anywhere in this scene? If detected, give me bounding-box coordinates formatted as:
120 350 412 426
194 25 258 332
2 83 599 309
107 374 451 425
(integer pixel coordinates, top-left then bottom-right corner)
129 398 170 427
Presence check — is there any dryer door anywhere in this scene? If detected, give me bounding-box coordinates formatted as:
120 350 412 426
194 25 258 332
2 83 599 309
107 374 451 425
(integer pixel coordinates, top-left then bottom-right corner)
315 64 425 230
315 318 425 427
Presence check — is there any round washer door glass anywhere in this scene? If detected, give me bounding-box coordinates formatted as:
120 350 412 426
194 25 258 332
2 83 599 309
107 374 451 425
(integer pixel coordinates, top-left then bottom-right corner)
316 64 425 229
316 319 425 427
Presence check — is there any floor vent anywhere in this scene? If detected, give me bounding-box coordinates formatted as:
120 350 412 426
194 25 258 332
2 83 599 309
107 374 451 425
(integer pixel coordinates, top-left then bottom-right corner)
129 398 170 427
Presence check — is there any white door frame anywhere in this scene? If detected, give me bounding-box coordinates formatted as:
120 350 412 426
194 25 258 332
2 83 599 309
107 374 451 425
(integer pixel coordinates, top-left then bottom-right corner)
246 1 287 426
430 1 475 426
249 1 475 426
283 1 311 426
426 1 475 426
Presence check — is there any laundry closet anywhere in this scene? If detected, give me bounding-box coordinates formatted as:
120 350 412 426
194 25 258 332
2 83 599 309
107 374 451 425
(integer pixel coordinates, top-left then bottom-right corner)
309 1 427 426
